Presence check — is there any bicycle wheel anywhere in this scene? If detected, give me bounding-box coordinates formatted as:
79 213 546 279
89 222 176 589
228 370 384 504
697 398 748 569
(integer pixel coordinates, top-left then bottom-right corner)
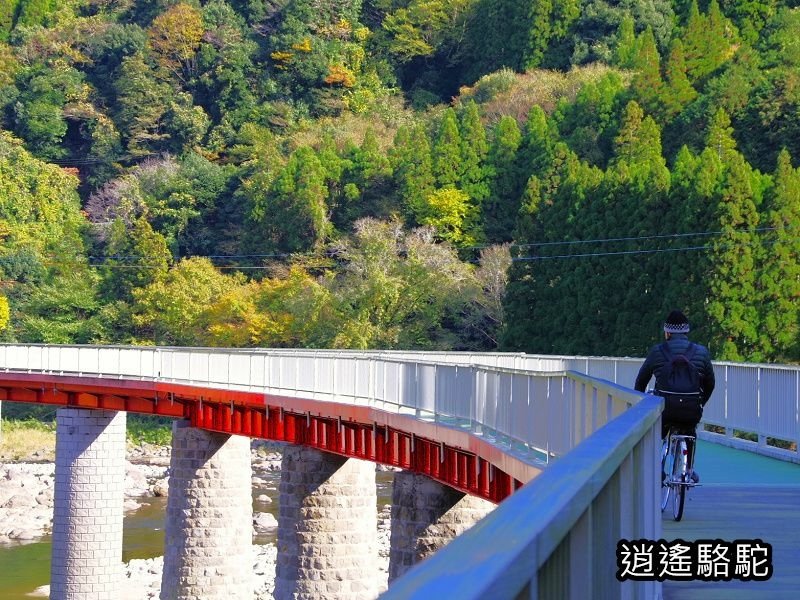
672 439 687 521
660 440 671 512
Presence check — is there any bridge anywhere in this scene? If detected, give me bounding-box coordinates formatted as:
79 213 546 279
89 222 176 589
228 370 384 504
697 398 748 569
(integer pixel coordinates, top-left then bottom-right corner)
1 345 799 599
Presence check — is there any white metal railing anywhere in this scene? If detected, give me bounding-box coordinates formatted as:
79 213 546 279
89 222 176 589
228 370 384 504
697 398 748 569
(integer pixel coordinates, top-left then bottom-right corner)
302 349 800 462
0 345 800 462
536 355 800 463
0 345 643 471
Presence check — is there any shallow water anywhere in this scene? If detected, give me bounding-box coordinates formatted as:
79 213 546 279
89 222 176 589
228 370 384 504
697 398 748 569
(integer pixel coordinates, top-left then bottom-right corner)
0 470 394 599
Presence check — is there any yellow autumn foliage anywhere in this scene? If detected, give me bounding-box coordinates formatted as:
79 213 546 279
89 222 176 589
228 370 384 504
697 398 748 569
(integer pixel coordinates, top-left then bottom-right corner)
291 38 312 53
324 64 356 87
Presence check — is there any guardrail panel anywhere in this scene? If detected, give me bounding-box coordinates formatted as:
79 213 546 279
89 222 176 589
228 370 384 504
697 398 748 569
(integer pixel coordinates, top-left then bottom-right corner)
529 377 550 454
549 378 571 457
334 358 356 400
22 345 43 371
510 373 530 443
176 350 196 382
495 372 513 440
480 371 499 431
760 367 797 440
228 353 252 387
78 347 99 374
208 353 230 385
727 365 759 431
355 358 371 400
383 361 401 408
583 359 617 384
58 346 80 373
613 360 644 389
701 379 726 425
250 354 265 390
314 356 334 396
434 365 457 417
402 363 418 410
416 364 436 413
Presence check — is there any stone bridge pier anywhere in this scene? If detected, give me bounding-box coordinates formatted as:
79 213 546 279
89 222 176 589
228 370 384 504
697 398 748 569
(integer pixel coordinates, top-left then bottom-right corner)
387 471 495 582
160 420 254 600
50 408 127 600
48 412 495 600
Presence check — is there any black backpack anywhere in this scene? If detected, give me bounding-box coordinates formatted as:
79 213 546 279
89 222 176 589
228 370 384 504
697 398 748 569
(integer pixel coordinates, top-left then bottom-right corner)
658 342 701 394
658 342 703 423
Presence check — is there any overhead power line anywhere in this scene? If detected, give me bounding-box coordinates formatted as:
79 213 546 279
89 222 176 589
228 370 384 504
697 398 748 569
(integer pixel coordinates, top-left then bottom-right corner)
512 235 800 262
18 226 796 274
510 226 780 249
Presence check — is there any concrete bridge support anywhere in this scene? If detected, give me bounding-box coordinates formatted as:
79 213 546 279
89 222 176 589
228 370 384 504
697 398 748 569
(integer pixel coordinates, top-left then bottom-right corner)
160 420 254 600
388 471 495 582
50 408 127 600
275 445 378 600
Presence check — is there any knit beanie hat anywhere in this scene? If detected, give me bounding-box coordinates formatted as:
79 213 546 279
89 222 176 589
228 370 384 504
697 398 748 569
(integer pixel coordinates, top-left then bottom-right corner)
664 310 690 334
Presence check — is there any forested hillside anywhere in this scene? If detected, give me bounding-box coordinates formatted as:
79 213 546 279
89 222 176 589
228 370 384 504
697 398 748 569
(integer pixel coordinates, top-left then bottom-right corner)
0 0 798 362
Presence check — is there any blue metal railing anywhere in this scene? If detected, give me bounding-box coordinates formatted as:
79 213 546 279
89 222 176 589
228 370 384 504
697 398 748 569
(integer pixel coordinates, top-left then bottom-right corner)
380 394 663 600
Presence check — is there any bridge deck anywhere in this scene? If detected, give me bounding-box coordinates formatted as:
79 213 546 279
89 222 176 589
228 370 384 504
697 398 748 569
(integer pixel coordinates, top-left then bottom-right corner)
662 440 800 599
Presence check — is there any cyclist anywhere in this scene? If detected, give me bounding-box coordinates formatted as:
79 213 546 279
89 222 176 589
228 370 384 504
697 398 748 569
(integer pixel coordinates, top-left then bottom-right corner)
634 310 715 483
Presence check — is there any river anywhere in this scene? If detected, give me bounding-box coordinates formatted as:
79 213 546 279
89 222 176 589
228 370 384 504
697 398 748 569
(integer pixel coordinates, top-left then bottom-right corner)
0 470 394 599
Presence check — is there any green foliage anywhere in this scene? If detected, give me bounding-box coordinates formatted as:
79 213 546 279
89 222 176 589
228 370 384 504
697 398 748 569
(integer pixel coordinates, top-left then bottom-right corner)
147 2 205 82
0 0 21 41
324 218 480 349
719 0 777 44
736 9 800 170
390 123 435 223
630 28 665 119
0 0 796 363
0 131 104 342
707 148 762 360
432 108 463 188
126 415 173 446
336 128 393 227
266 0 371 114
570 0 675 65
249 145 330 253
417 187 475 245
757 149 800 361
12 63 85 159
553 71 624 166
195 0 257 121
113 52 174 155
0 131 84 256
682 0 738 84
458 100 489 203
16 269 106 343
484 115 523 242
662 38 697 119
131 257 242 345
100 216 172 302
15 0 58 28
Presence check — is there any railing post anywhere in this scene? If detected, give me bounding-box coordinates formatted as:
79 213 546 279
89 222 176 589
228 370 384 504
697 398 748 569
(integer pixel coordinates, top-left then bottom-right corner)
471 367 478 435
756 366 766 448
796 371 800 458
724 365 733 442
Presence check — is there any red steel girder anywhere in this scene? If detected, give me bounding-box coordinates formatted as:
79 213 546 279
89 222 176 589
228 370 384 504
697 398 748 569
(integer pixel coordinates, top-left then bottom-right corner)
0 372 532 503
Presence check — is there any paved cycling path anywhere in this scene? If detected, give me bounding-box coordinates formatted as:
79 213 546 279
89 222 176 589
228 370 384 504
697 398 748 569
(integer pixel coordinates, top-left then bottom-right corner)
662 440 800 599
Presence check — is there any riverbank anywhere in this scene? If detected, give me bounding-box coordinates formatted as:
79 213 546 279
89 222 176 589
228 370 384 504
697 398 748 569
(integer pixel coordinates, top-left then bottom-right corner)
1 439 393 598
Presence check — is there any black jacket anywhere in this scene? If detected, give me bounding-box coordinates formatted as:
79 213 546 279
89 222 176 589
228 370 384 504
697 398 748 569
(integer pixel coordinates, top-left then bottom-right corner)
634 334 716 404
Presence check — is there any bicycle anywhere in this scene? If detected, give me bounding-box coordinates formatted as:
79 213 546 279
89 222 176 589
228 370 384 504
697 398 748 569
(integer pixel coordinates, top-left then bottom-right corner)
660 426 699 521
